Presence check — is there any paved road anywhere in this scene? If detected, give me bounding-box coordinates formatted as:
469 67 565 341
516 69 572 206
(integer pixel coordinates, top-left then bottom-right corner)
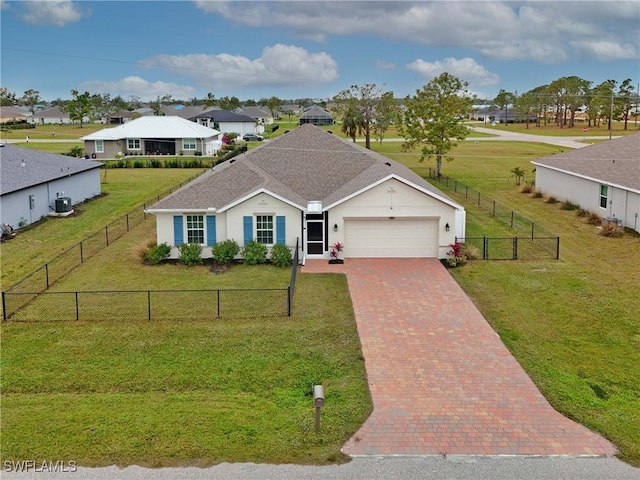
3 456 639 479
467 126 619 149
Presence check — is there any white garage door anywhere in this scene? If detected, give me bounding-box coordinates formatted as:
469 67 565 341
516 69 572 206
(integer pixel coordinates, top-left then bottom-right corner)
344 218 439 258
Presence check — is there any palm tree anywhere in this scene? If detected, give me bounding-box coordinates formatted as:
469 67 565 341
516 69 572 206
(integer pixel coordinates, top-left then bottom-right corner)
510 167 527 185
340 104 365 142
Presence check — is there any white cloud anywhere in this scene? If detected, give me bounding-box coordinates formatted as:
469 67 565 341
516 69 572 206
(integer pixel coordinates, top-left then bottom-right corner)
193 1 639 64
570 40 638 61
407 57 500 87
80 77 196 102
19 0 85 27
139 44 338 90
375 60 396 71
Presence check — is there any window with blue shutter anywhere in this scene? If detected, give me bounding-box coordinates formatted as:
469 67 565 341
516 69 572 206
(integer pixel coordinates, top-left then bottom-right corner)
276 216 286 244
206 216 216 246
243 216 253 244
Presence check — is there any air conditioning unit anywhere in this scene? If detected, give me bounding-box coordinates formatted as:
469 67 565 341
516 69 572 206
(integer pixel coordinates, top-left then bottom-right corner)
603 216 622 227
54 197 72 213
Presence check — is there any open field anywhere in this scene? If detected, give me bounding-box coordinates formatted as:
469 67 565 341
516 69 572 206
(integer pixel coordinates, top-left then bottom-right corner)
0 123 105 140
373 141 640 466
1 168 206 289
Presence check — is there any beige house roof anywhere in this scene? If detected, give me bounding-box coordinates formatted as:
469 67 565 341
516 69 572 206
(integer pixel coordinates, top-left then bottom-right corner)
532 134 640 192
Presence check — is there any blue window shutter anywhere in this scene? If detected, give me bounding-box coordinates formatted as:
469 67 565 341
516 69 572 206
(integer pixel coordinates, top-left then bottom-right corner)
276 216 286 244
243 216 253 244
206 216 216 246
173 215 184 245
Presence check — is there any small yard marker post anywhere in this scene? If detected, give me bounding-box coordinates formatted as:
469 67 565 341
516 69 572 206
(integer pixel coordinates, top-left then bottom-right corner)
313 385 325 434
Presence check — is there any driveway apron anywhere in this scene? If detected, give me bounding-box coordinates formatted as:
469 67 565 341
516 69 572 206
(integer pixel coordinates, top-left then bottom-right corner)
302 258 616 456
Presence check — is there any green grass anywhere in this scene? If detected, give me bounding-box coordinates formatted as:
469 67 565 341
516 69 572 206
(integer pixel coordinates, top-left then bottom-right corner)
1 168 206 289
1 272 372 466
379 142 640 466
0 123 105 140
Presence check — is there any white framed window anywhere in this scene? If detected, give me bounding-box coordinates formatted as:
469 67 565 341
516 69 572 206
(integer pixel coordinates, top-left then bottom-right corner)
256 215 274 244
182 138 196 150
599 185 608 209
95 140 104 153
127 138 141 150
186 215 204 244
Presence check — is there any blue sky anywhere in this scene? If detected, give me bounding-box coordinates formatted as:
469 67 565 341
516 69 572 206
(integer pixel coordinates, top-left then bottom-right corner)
1 1 639 103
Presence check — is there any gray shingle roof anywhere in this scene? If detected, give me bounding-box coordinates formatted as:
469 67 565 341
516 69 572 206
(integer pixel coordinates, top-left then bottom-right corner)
0 145 103 195
532 134 640 191
146 124 457 212
189 110 256 123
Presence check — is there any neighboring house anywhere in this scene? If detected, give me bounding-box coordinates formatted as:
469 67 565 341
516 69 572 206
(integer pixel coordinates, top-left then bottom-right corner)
145 124 466 261
189 109 258 136
236 106 274 126
0 144 102 228
299 105 334 126
532 134 640 233
108 110 140 124
79 116 221 159
29 106 86 125
469 107 529 123
0 106 30 124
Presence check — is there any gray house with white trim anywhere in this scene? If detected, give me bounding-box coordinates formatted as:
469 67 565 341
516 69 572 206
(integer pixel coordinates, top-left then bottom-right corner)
0 145 102 229
532 134 640 232
145 124 465 261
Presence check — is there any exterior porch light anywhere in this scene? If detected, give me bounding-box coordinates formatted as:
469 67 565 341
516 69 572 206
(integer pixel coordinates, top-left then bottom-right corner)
445 223 450 232
334 223 338 232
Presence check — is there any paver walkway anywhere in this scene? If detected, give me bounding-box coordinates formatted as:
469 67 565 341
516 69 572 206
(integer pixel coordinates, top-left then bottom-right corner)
303 258 616 457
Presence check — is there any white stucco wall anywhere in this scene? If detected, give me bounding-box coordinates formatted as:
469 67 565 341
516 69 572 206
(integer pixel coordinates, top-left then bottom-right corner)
154 192 303 259
327 178 462 258
0 169 101 229
536 167 640 232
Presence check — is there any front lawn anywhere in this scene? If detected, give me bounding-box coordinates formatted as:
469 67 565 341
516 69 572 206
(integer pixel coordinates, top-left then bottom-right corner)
1 272 372 466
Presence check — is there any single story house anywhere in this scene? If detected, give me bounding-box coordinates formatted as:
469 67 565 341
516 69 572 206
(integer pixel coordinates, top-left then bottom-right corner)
145 124 466 261
28 106 87 125
532 134 640 233
0 144 103 229
236 106 274 129
189 109 258 137
299 105 334 126
79 116 221 159
0 106 30 124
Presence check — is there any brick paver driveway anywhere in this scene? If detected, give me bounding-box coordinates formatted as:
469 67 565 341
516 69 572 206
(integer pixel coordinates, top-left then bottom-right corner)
303 258 616 456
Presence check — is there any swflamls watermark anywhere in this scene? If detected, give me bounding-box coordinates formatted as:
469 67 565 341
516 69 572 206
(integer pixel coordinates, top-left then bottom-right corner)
3 460 77 473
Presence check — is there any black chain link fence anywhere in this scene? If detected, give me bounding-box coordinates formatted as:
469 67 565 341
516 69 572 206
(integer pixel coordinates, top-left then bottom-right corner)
3 171 208 315
2 239 302 322
3 289 290 322
427 167 560 260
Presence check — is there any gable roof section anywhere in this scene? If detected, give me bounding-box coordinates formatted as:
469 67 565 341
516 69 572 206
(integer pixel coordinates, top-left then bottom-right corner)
300 105 333 119
79 116 220 141
532 134 640 192
0 145 103 195
146 124 461 213
189 109 256 123
236 106 272 119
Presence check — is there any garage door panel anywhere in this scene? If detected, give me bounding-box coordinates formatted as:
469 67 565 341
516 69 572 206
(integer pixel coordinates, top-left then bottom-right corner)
345 218 438 258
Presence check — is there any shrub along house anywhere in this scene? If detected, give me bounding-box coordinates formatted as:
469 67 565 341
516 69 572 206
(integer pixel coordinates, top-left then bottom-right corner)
532 134 640 233
145 124 465 262
80 116 221 159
